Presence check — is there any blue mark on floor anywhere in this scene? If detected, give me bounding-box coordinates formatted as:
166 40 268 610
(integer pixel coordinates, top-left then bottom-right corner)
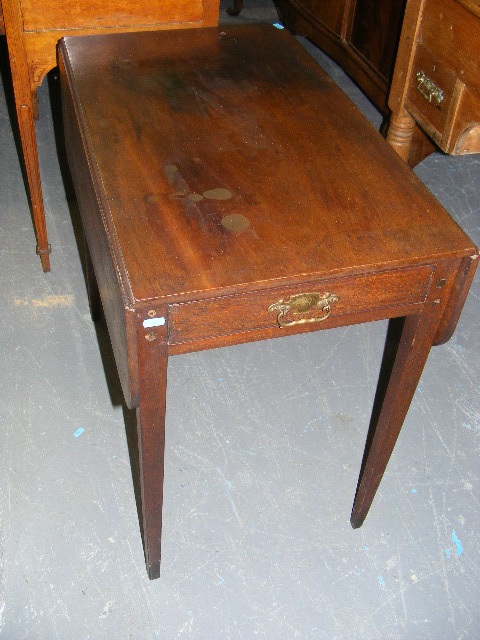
452 530 463 557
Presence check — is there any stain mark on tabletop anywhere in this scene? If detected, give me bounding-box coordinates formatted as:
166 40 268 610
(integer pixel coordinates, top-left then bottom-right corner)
164 164 179 185
164 163 233 204
221 213 251 233
203 187 233 200
188 193 204 202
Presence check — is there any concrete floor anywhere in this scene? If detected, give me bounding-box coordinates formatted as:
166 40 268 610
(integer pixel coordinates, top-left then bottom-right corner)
1 2 479 638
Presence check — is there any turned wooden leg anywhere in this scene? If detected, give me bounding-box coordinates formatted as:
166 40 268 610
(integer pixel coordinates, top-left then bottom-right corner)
351 295 448 529
227 0 244 16
84 240 102 322
136 312 169 579
386 108 416 163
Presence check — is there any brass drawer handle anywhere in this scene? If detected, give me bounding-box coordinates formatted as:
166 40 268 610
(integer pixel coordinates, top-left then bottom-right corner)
268 292 339 328
416 70 444 107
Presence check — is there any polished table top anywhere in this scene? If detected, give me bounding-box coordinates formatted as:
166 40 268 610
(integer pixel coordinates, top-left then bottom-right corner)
59 24 475 307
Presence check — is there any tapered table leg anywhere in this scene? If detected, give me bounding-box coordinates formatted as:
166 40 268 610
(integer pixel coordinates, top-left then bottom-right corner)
16 84 51 271
136 312 168 579
2 0 51 271
351 300 447 529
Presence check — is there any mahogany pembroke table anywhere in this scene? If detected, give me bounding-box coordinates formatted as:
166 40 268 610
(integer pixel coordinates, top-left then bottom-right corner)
58 25 478 579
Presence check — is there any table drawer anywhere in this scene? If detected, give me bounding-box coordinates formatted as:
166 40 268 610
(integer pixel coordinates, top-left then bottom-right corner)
169 266 434 345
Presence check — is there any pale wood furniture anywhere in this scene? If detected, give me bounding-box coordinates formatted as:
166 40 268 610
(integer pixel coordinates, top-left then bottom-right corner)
387 0 480 162
1 0 219 271
59 24 477 579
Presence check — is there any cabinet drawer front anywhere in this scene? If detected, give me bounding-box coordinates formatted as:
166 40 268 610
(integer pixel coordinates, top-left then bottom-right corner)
406 44 458 141
21 0 203 32
169 266 434 345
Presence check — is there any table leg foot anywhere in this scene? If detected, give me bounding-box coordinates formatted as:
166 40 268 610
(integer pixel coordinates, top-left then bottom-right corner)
147 561 161 581
36 243 52 272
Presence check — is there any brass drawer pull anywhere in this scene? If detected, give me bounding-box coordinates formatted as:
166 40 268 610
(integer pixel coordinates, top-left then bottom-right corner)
268 292 339 328
416 70 444 107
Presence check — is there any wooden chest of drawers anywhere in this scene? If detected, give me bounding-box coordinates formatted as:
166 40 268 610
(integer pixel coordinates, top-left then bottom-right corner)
387 0 480 160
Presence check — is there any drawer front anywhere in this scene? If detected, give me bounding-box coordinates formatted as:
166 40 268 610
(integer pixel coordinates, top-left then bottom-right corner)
169 266 434 345
21 0 203 32
406 44 458 141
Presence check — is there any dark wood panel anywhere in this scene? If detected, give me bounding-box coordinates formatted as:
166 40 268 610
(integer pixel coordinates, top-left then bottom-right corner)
349 0 406 82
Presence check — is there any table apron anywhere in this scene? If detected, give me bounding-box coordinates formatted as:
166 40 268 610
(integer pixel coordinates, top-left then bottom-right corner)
167 264 435 350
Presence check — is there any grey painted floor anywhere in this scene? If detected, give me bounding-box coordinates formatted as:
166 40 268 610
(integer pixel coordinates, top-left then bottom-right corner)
1 2 479 638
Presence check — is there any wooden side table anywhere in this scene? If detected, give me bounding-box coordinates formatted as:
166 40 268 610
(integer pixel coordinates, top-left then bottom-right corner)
58 24 477 579
1 0 219 271
387 0 480 162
